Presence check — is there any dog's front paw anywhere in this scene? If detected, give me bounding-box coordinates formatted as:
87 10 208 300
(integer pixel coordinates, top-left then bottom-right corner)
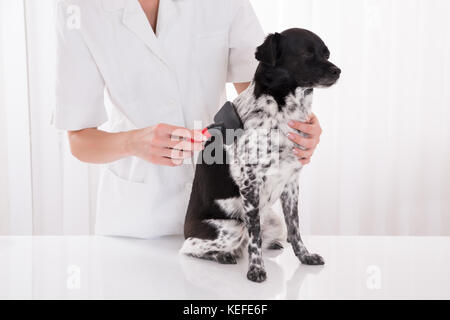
299 253 325 265
247 266 267 283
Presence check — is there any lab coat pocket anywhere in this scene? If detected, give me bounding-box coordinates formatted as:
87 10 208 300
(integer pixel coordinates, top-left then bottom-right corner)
95 166 186 239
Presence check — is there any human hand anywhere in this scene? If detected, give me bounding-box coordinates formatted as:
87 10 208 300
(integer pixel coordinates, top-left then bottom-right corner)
287 113 322 166
126 123 205 167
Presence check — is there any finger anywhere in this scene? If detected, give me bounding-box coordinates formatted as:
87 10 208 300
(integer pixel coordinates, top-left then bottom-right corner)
308 113 320 125
152 135 204 151
287 133 316 149
156 124 205 141
309 113 322 135
288 120 321 136
167 139 205 152
174 129 208 142
293 148 313 158
148 155 184 167
151 147 193 160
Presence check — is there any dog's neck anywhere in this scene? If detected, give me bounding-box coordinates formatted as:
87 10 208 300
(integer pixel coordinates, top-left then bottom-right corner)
233 82 313 125
253 64 307 107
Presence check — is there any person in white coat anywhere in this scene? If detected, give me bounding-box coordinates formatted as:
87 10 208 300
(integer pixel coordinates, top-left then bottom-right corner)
55 0 323 239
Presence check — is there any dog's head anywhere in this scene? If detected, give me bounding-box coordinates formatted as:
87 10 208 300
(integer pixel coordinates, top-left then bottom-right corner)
254 28 341 104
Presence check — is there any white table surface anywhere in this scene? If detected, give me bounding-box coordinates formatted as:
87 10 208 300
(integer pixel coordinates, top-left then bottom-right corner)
0 235 449 300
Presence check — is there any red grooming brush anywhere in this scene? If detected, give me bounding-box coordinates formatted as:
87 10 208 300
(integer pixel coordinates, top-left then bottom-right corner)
191 101 243 145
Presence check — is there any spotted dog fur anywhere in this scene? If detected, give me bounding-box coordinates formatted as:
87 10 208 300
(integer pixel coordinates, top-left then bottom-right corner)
181 28 340 282
181 84 322 281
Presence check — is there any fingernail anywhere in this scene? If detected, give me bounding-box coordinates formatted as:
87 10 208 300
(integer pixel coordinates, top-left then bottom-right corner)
287 133 294 139
202 129 212 140
288 121 295 126
293 148 299 155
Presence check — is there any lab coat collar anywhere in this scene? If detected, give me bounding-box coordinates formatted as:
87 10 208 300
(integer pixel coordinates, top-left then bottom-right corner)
102 0 181 67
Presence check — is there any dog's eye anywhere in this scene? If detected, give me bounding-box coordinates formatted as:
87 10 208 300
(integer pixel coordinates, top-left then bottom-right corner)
324 50 330 59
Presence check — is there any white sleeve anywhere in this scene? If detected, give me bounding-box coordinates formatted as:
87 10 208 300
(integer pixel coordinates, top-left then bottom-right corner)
54 1 108 130
227 0 265 83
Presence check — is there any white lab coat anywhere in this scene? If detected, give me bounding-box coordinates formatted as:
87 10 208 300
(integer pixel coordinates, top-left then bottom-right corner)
55 0 265 238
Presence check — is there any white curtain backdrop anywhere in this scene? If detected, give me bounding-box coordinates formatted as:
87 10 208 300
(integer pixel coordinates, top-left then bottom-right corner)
0 0 449 236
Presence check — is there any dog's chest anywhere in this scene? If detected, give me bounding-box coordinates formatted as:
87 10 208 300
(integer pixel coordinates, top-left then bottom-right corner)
226 85 313 205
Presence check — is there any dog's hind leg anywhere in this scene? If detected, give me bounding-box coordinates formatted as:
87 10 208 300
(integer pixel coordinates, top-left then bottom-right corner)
280 177 324 265
180 219 247 264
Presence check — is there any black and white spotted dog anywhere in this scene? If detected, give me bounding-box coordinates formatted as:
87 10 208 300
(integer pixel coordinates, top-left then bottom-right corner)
181 28 341 282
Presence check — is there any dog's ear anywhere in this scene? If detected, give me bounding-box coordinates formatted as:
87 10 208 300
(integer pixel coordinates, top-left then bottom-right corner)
255 33 282 67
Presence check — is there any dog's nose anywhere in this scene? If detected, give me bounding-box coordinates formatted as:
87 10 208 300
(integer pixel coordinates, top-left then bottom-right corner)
329 66 341 76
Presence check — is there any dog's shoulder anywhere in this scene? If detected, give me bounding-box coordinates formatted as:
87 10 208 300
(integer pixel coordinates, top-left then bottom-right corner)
227 85 313 179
